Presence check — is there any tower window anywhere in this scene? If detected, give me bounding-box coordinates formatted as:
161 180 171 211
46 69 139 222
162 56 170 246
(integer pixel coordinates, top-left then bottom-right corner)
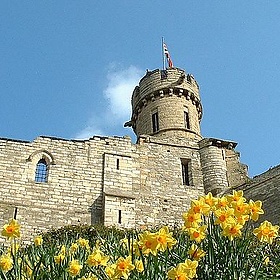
222 150 225 160
116 158 120 170
181 159 191 185
184 110 190 129
35 159 48 183
152 112 159 133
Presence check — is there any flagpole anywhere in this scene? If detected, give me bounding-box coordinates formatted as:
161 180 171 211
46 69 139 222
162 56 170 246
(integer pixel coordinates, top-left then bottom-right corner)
162 37 165 70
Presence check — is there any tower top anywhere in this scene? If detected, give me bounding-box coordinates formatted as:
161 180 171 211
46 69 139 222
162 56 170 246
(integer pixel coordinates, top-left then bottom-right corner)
125 67 203 141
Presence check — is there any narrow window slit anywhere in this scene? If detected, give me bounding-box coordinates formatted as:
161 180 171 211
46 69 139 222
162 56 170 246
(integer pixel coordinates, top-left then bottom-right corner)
152 112 159 133
181 159 191 186
118 210 122 224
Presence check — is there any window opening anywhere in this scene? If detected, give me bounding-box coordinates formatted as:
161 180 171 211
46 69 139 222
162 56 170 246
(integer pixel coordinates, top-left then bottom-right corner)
181 160 190 186
116 158 120 170
222 150 225 160
35 158 48 183
152 112 159 133
184 110 190 129
118 210 122 224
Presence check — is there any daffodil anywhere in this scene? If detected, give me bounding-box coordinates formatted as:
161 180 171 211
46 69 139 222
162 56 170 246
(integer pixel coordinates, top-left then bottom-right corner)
253 220 279 244
214 207 235 228
135 259 144 273
190 197 211 215
77 238 90 249
204 192 218 210
34 235 43 246
1 219 21 240
182 210 202 229
183 258 199 279
0 254 13 273
60 245 66 255
138 231 158 255
188 243 206 261
155 226 177 252
231 201 249 217
168 259 198 280
54 253 65 264
222 222 243 241
187 225 207 243
105 264 117 280
248 200 264 221
69 243 79 254
87 249 109 267
216 196 229 209
168 263 189 280
263 256 270 266
68 259 82 277
115 256 135 279
227 190 246 204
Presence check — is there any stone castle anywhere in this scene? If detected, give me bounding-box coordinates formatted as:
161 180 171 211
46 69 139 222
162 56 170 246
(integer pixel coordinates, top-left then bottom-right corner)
0 66 279 242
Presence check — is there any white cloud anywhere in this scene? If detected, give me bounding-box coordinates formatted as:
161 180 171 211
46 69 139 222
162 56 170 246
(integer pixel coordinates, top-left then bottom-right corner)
74 124 104 140
104 65 143 119
74 65 143 140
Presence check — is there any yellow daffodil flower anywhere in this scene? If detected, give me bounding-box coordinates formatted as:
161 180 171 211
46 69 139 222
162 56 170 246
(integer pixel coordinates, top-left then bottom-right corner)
1 219 21 240
0 254 13 273
68 259 82 277
253 220 279 244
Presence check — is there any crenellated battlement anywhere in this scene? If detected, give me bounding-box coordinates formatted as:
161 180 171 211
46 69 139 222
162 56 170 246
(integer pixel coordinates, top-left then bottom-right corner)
132 68 200 107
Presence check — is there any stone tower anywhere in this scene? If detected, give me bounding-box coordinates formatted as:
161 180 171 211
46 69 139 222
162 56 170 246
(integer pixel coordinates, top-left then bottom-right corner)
125 68 203 141
125 66 248 196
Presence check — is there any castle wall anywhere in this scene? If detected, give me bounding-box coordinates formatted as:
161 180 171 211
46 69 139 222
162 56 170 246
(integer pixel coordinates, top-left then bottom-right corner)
134 135 204 226
225 148 248 187
0 135 136 242
236 165 280 225
0 134 205 242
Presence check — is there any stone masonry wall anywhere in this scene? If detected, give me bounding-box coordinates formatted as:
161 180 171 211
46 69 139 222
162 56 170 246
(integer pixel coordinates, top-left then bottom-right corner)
130 68 202 139
0 135 135 242
0 134 205 242
135 95 202 139
199 139 228 195
236 165 280 225
134 135 204 227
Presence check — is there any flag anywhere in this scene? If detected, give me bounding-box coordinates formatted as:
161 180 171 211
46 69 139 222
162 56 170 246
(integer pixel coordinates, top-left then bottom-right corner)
163 42 174 68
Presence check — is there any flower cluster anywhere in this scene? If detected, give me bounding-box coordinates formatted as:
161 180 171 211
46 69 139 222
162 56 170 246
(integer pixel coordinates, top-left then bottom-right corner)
182 191 278 244
137 226 177 256
0 191 279 279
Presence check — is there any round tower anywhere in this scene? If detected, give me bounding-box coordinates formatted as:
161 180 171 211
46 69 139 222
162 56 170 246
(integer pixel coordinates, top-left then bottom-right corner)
125 68 203 140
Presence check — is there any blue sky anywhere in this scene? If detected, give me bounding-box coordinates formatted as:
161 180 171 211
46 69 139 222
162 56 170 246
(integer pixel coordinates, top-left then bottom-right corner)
1 1 280 177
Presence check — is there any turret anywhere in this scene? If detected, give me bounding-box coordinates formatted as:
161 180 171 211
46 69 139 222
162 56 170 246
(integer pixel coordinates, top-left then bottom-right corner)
125 68 203 140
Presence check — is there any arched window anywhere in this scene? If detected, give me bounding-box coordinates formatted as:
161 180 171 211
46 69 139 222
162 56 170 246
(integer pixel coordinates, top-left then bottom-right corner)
35 159 48 183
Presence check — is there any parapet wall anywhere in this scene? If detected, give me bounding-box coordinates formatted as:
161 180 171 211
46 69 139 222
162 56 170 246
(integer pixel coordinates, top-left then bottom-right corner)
133 68 200 107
